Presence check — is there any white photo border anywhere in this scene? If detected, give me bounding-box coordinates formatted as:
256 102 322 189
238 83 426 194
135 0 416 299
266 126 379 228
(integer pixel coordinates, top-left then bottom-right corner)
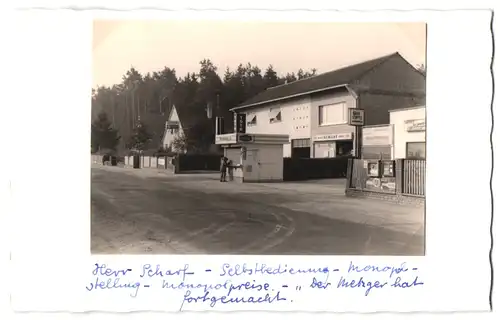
3 5 496 318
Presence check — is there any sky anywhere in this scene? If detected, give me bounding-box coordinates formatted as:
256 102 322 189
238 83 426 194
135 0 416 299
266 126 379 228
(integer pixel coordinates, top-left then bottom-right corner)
92 20 426 89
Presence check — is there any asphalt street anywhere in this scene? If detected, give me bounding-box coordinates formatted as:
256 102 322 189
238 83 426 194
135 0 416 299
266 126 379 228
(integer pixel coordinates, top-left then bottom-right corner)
91 165 424 255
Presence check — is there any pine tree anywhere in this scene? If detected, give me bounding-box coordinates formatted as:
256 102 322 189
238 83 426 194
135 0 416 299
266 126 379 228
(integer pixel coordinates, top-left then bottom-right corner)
91 111 120 153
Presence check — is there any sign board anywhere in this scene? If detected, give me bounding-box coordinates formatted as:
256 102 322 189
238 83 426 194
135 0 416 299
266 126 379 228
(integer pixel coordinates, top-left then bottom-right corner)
365 177 396 194
215 133 237 145
348 108 365 126
313 132 353 142
362 125 393 146
234 113 247 134
215 117 225 135
405 119 426 132
158 158 165 166
238 134 254 143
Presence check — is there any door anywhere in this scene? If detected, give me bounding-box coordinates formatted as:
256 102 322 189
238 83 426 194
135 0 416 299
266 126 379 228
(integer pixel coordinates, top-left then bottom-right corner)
244 149 260 181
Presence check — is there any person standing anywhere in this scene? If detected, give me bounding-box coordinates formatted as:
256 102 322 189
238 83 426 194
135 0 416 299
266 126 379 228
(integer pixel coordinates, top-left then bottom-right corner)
220 156 228 182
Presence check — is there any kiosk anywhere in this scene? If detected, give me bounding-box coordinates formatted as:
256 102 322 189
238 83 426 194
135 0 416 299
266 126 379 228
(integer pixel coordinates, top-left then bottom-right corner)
215 133 289 183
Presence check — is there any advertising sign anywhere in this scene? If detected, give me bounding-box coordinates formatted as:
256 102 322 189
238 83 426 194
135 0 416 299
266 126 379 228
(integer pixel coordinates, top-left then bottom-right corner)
348 108 365 126
234 113 247 134
238 134 254 143
313 132 353 142
382 160 395 177
365 177 396 194
367 161 380 177
405 119 426 132
215 117 225 135
362 125 393 146
215 133 237 145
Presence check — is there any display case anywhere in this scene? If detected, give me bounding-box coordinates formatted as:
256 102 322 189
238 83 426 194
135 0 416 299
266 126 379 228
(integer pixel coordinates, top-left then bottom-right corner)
382 160 395 177
367 161 381 177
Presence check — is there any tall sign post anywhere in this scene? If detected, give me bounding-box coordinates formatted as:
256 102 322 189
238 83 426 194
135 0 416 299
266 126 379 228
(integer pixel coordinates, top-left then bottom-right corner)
348 108 365 158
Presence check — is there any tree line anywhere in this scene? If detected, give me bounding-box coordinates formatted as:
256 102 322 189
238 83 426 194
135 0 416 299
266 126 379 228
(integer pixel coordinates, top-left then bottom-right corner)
91 59 317 154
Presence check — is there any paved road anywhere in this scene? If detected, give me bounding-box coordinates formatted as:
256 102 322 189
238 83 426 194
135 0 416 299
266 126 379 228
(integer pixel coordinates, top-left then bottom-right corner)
91 166 424 255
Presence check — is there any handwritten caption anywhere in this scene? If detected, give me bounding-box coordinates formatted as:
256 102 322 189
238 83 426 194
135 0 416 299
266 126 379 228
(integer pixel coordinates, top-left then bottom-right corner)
86 261 423 310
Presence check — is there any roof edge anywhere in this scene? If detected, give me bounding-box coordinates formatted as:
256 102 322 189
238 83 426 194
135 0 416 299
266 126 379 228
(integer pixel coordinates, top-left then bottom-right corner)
388 105 426 113
231 84 348 111
233 52 399 112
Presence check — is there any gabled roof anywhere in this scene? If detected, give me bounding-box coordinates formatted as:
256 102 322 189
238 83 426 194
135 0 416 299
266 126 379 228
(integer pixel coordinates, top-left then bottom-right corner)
231 52 401 111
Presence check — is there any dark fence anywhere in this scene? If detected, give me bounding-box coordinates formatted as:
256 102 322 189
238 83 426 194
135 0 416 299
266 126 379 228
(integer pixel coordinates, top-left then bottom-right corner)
346 158 425 197
283 156 350 181
177 154 221 172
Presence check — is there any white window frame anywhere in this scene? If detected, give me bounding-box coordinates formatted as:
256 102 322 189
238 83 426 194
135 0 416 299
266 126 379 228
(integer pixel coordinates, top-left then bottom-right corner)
318 102 347 126
246 114 257 126
269 107 282 124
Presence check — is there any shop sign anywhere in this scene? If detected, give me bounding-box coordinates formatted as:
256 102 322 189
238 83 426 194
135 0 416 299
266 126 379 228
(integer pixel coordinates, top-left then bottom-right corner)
215 133 237 144
234 113 247 133
348 108 365 126
158 158 165 166
362 125 393 146
238 134 254 142
313 132 353 142
405 119 426 132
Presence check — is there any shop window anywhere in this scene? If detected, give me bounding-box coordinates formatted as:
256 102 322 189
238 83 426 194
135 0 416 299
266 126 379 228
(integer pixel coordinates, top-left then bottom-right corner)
406 142 426 160
319 102 346 126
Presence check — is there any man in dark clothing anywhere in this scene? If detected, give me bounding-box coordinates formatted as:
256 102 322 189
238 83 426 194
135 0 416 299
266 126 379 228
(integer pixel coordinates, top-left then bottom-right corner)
220 156 228 182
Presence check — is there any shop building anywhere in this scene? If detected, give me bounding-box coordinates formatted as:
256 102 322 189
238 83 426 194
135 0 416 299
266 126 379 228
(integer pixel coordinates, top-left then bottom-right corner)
389 106 426 159
231 52 426 159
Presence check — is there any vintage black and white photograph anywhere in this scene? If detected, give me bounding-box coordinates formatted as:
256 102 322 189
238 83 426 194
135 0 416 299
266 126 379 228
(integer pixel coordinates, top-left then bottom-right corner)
91 20 426 256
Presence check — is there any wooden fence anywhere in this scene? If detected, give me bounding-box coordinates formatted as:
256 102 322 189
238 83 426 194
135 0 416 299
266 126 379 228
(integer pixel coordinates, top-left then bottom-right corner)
402 159 426 196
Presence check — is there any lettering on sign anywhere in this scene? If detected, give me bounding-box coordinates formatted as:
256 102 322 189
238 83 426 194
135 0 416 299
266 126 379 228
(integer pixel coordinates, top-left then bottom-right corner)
313 133 353 142
235 113 247 133
158 158 165 166
348 108 365 126
405 119 426 132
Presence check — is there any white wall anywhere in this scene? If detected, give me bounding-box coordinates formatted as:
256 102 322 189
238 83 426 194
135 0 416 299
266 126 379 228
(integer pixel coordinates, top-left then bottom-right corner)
241 144 283 181
390 106 426 159
243 96 311 157
162 106 184 151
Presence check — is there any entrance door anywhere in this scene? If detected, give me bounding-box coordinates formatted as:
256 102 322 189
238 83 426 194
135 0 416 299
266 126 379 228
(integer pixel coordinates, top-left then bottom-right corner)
244 148 260 181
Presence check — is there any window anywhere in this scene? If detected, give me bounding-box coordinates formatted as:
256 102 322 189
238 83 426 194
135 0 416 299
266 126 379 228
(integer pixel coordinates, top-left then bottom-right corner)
291 138 311 148
269 107 282 123
247 114 257 126
318 102 347 126
406 142 426 159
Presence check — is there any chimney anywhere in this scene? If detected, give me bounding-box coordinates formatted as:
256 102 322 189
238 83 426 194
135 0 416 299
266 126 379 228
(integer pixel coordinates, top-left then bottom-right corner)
206 102 213 119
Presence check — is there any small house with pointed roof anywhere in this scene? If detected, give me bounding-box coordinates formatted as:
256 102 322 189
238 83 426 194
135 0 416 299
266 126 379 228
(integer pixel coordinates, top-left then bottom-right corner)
161 104 211 153
230 52 425 159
